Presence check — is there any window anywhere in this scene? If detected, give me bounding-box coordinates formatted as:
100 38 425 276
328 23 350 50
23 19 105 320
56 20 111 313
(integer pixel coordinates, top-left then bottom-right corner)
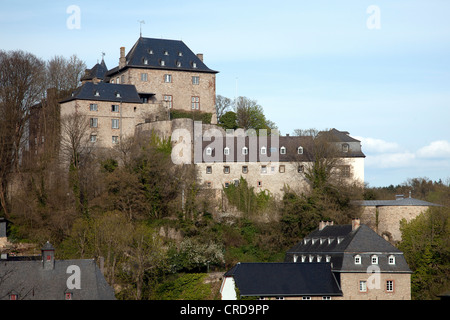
371 255 378 264
141 73 148 81
280 146 286 154
242 166 248 174
176 61 182 67
191 96 200 109
276 297 285 300
326 255 331 262
111 104 119 112
257 181 262 187
9 294 18 300
341 166 351 177
160 60 165 66
206 166 212 174
163 95 173 108
116 77 120 84
148 49 153 54
90 118 98 128
94 90 100 96
143 58 148 65
261 165 267 174
298 146 303 154
164 50 169 56
224 147 230 155
260 146 266 154
192 76 199 85
205 147 212 156
164 74 172 83
322 296 331 300
192 62 197 68
205 181 212 188
223 166 230 174
386 280 394 292
297 165 304 173
342 144 349 152
359 280 367 292
242 147 248 155
178 52 183 57
112 136 119 144
90 134 97 142
224 182 230 188
112 119 119 129
388 255 396 265
302 296 311 300
65 292 73 300
279 165 285 173
354 255 361 264
89 103 98 111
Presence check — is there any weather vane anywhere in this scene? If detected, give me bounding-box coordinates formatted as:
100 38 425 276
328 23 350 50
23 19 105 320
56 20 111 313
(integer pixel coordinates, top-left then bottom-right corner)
138 20 145 37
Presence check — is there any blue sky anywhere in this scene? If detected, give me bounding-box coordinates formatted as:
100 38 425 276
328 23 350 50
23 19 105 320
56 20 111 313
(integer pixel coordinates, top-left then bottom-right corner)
1 0 449 188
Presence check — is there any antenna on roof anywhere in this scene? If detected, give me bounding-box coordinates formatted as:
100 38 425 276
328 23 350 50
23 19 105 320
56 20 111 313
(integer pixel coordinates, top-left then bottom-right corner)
101 51 105 61
138 20 145 37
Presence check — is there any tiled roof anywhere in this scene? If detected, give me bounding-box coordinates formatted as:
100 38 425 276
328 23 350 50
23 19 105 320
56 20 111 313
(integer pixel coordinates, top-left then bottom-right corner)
355 198 442 207
81 59 108 81
60 82 142 104
225 262 342 297
108 37 218 76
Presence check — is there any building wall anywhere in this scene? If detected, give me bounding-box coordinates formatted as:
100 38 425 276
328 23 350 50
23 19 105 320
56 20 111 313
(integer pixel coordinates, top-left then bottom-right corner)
340 272 411 300
361 205 430 243
110 68 217 124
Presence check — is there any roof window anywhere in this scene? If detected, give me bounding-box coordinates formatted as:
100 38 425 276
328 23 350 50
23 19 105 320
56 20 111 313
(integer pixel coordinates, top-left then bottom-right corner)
148 49 153 54
164 50 169 55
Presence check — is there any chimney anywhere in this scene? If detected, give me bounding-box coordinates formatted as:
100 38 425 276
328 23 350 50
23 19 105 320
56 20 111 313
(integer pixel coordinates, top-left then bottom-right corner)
409 191 412 198
196 53 203 62
319 221 326 230
351 218 360 231
42 241 55 270
119 47 126 69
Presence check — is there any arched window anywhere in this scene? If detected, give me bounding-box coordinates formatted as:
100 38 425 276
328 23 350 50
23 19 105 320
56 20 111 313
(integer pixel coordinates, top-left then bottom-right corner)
280 146 286 154
206 147 212 156
298 146 303 154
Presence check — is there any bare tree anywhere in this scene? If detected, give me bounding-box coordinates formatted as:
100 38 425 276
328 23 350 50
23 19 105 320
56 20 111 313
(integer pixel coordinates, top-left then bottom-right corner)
0 50 45 217
215 95 232 121
46 54 86 95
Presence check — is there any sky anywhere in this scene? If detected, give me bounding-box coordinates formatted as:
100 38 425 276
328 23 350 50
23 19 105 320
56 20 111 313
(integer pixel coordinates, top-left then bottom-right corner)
1 0 449 188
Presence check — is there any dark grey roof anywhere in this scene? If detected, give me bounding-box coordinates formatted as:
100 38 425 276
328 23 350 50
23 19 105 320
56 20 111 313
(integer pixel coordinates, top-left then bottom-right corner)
107 37 218 77
285 224 411 273
224 262 342 297
81 59 108 81
60 82 142 104
355 198 442 207
0 257 115 300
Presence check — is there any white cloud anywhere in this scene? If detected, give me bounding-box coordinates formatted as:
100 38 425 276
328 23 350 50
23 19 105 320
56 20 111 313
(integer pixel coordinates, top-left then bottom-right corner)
354 136 400 153
417 140 450 159
365 152 416 169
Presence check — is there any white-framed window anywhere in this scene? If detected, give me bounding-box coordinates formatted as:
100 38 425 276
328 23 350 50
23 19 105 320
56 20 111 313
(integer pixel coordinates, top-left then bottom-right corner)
191 96 200 109
260 146 266 154
371 255 378 264
359 280 367 292
160 60 165 66
386 280 394 292
176 61 182 67
322 296 331 300
164 50 169 56
163 95 173 108
205 147 212 156
192 76 199 85
89 103 98 111
388 255 396 265
302 296 311 300
112 119 119 129
276 297 285 300
242 147 248 155
90 118 98 128
143 58 148 65
326 255 331 262
111 104 119 112
280 146 286 154
164 74 172 83
298 146 303 154
354 255 361 264
94 90 100 96
112 136 119 144
141 73 148 81
192 62 197 68
224 147 230 155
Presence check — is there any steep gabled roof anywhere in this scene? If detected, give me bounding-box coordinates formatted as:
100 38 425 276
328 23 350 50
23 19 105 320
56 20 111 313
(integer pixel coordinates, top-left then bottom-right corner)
108 37 218 77
225 262 342 297
60 82 142 104
355 197 442 207
81 59 108 81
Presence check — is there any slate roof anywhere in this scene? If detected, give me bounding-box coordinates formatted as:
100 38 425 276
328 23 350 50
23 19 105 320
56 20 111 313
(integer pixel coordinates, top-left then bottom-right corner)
224 262 342 297
80 59 108 81
107 37 218 77
0 243 115 300
285 224 411 273
355 198 442 207
60 82 142 104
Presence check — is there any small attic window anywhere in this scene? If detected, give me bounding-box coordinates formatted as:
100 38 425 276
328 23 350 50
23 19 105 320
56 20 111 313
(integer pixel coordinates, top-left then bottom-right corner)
178 52 183 57
160 60 165 66
148 49 153 54
143 58 148 65
164 50 169 55
298 146 303 154
176 61 182 67
280 146 286 154
115 92 121 98
192 62 197 68
94 91 100 96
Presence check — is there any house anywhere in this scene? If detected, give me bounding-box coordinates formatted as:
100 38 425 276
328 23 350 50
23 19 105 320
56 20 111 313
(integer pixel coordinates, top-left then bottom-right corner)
222 218 411 300
0 241 115 300
59 36 218 149
221 262 342 300
355 193 442 243
284 219 412 300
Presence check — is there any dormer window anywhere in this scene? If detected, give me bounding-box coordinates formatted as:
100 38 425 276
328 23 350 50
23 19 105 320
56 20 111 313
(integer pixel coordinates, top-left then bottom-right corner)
115 92 121 98
260 146 266 154
301 255 306 262
293 254 298 262
388 255 396 265
206 147 212 156
192 62 197 68
178 52 183 57
160 60 165 66
297 146 303 154
342 144 349 152
176 61 182 67
94 90 100 97
354 255 361 264
280 146 286 154
242 147 248 155
164 50 169 55
143 58 148 65
224 147 230 155
371 255 378 264
65 292 73 300
148 49 153 54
